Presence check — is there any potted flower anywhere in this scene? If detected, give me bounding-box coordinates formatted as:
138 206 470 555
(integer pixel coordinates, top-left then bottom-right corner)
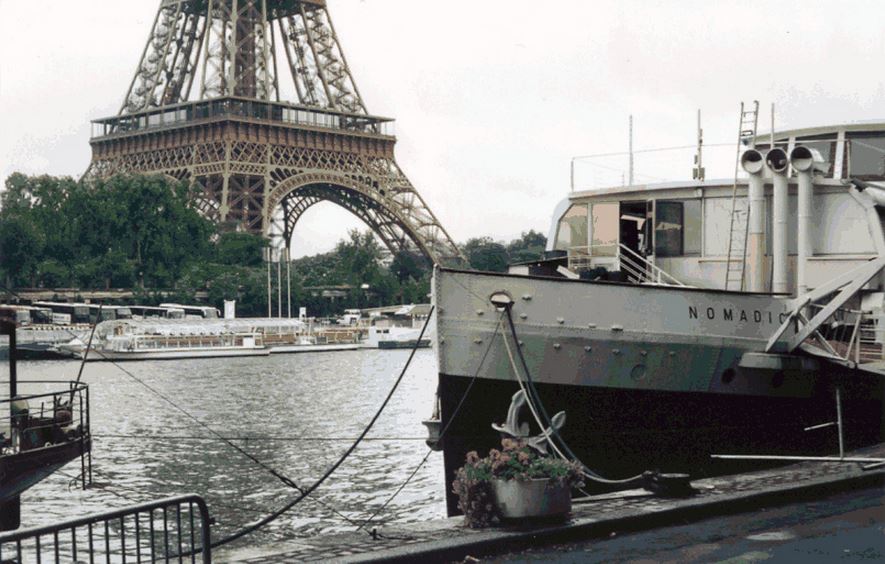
452 437 584 527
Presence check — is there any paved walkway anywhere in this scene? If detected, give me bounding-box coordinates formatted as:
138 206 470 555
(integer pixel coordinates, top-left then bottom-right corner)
217 442 885 563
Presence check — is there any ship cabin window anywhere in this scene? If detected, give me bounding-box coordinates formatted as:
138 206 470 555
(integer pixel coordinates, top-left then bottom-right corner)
618 201 650 258
553 204 589 251
654 200 701 257
846 132 885 181
793 135 837 178
591 202 619 256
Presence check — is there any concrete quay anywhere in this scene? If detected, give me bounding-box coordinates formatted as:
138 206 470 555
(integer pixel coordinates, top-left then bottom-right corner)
218 442 885 563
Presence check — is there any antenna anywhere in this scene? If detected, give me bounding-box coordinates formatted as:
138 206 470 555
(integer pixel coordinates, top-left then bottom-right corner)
693 109 705 181
628 115 635 185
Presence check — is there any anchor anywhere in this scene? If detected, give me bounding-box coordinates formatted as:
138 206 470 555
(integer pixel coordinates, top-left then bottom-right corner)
491 390 566 455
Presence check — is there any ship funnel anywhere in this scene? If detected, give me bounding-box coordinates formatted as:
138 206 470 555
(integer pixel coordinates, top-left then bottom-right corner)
740 149 764 174
767 148 790 294
742 149 765 292
790 145 824 296
790 145 828 174
765 148 789 174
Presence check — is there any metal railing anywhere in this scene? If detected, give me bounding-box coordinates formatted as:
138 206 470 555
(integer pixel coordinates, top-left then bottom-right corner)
804 304 885 365
0 495 212 564
566 244 684 286
92 97 394 139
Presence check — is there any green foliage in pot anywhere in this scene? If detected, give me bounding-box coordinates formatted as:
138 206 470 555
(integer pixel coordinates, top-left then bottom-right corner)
452 438 584 528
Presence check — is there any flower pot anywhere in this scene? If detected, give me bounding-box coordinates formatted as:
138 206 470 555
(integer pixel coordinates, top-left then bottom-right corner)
491 478 571 520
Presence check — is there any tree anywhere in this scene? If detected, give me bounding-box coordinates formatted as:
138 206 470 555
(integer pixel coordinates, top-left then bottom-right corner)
215 232 267 267
0 215 44 287
463 237 509 272
390 250 428 283
507 230 547 264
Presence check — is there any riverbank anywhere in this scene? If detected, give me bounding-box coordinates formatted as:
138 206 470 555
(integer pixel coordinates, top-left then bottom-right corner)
218 442 885 562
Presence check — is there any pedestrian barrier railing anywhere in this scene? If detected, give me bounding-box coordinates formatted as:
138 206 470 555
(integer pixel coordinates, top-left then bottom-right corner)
0 495 212 564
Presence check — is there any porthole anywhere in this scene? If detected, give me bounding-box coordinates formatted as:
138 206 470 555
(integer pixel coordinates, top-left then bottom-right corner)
721 368 736 385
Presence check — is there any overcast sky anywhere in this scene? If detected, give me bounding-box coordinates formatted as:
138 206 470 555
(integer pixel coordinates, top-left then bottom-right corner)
2 0 884 257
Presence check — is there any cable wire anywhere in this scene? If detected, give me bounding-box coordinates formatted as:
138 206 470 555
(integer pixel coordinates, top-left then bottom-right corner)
355 316 502 532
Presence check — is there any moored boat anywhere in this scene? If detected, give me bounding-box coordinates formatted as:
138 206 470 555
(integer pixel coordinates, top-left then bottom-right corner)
432 117 885 515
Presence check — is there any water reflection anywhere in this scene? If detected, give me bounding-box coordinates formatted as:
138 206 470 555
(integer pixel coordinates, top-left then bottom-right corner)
1 350 446 548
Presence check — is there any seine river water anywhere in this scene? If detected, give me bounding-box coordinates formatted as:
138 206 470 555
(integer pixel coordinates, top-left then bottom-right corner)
3 349 446 550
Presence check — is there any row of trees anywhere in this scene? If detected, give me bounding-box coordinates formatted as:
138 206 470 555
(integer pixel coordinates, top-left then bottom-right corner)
0 173 546 316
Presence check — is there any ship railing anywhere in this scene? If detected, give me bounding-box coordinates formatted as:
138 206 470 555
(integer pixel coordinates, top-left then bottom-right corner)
618 244 685 286
0 495 212 564
566 244 684 286
0 381 89 459
804 304 885 364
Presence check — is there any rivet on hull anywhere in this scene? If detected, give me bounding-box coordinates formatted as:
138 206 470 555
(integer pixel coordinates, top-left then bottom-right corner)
476 309 484 316
519 313 528 320
473 338 483 344
522 294 532 301
584 346 592 352
557 317 565 324
588 323 597 329
553 343 561 350
613 349 621 355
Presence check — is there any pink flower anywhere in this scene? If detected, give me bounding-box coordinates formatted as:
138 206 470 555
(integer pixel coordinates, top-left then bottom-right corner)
517 452 531 465
466 451 479 464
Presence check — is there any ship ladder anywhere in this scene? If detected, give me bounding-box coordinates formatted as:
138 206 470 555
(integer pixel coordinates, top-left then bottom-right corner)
724 100 760 291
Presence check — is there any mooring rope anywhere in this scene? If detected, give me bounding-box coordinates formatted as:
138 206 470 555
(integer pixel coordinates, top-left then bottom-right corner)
204 305 437 549
501 306 647 487
355 316 503 533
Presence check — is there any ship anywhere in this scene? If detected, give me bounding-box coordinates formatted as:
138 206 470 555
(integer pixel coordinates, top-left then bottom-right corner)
57 317 366 360
432 118 885 515
0 307 91 530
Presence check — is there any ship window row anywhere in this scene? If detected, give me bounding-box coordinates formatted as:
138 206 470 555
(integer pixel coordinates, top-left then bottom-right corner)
553 200 701 258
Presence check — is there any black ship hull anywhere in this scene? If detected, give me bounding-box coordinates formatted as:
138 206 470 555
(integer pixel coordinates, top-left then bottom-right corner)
438 369 884 516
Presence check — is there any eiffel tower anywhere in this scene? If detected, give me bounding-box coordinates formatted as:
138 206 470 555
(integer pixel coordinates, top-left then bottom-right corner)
87 0 464 264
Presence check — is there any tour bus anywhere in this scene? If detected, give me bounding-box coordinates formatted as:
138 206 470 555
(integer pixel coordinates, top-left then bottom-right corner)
127 305 169 319
0 305 53 326
33 302 92 325
158 304 220 319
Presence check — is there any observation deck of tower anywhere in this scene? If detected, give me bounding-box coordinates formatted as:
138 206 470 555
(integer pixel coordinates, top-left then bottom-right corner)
87 0 464 265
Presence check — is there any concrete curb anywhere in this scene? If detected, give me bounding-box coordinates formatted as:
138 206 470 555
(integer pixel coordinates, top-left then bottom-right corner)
346 468 885 563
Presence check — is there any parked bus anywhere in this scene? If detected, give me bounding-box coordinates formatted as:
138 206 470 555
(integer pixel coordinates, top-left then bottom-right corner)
159 304 220 319
33 302 92 325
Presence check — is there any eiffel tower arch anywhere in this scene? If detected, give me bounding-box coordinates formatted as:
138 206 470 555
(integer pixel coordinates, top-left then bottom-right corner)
87 0 464 265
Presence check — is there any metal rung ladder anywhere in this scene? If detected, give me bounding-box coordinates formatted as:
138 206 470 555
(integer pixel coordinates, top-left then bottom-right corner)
724 101 760 291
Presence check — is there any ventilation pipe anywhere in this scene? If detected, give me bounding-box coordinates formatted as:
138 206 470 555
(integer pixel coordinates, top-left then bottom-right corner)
741 149 766 292
790 146 824 296
766 148 790 294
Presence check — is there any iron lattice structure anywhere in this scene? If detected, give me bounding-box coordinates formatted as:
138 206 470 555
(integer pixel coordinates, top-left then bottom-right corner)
87 0 464 264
